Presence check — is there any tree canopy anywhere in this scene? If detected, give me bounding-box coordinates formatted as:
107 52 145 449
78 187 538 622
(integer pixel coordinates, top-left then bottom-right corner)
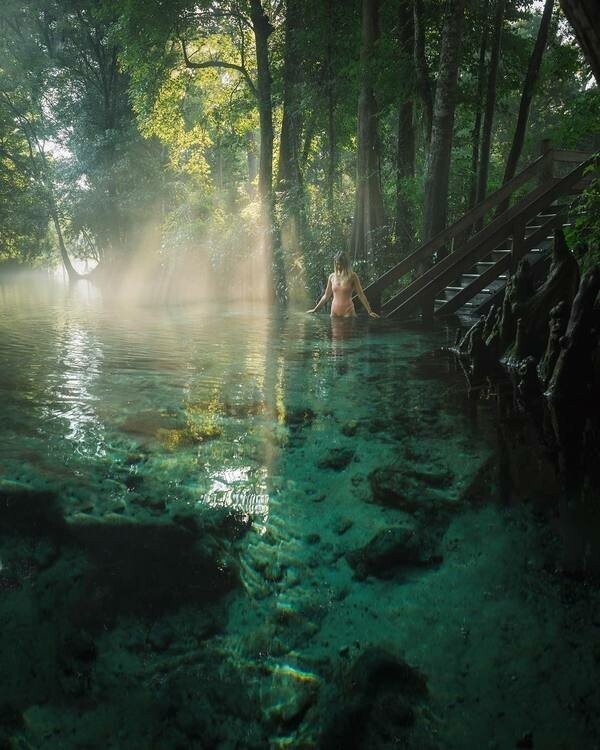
0 0 598 299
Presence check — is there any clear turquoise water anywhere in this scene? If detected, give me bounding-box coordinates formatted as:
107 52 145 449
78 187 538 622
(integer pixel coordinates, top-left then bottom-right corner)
1 274 599 749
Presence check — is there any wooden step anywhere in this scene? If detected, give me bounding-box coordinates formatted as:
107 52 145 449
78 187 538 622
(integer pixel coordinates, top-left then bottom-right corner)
375 153 596 319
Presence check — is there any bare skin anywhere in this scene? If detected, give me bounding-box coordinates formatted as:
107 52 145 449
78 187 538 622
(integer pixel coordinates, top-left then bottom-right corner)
307 267 380 318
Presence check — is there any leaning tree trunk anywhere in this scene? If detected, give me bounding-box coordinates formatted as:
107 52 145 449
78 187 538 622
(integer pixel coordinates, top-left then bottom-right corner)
395 0 416 257
421 0 466 245
497 0 553 215
559 0 600 84
49 198 79 281
250 0 285 301
352 0 386 266
476 0 505 207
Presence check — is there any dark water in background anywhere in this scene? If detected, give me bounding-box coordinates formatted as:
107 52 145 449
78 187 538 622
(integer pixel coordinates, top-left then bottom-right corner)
0 274 599 749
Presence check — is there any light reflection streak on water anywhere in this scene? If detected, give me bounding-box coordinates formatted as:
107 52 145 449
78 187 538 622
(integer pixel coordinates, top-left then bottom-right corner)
42 321 106 458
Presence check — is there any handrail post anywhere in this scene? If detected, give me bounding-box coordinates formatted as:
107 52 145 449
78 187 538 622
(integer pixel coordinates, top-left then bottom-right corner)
510 219 526 273
539 139 553 186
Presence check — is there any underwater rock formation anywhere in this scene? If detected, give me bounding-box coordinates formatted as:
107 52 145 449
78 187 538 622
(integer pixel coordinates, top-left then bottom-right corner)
345 524 440 579
316 446 355 470
319 647 432 750
369 465 453 512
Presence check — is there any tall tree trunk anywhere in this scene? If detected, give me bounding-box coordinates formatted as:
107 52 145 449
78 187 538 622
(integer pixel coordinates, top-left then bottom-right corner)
476 0 505 208
277 0 305 300
497 0 553 213
422 0 466 245
469 0 490 208
413 0 434 147
250 0 274 210
395 0 416 256
277 0 302 196
326 0 337 223
559 0 600 84
249 0 286 301
352 0 385 266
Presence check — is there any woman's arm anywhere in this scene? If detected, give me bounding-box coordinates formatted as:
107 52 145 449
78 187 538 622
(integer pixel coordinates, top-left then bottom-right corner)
307 275 333 313
352 272 380 318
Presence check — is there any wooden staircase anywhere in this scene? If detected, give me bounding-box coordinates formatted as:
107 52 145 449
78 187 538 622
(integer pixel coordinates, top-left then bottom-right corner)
363 147 596 321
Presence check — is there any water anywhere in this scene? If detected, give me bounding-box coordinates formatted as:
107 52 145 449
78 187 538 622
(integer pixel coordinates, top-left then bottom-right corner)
1 274 599 749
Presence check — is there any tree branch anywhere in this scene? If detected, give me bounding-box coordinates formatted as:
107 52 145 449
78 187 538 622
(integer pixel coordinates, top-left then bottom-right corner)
180 39 257 98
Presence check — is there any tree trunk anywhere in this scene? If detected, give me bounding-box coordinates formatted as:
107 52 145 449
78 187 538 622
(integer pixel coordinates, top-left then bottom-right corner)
559 0 600 84
469 0 490 208
326 0 336 222
277 0 305 301
421 0 466 245
49 198 79 281
413 0 434 147
497 0 553 214
250 0 274 210
395 0 415 256
352 0 386 266
249 0 285 301
476 0 505 206
277 0 302 197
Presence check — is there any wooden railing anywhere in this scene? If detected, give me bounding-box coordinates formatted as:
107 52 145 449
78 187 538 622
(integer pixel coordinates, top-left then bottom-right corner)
363 147 596 318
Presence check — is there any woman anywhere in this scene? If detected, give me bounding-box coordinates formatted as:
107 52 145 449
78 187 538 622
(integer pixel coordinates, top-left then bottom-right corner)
306 252 380 318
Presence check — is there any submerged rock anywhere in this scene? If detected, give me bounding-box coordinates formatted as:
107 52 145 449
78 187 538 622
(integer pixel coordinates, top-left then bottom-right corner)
334 517 353 536
319 647 429 749
65 512 239 629
0 481 65 537
284 407 316 429
341 420 359 437
317 447 355 471
369 464 454 511
346 524 437 579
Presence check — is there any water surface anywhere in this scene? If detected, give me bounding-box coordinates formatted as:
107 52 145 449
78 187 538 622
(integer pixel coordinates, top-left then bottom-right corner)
1 274 598 749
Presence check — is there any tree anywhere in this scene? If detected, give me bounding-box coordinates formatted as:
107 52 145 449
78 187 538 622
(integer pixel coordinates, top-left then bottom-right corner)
476 0 505 206
352 0 386 266
422 0 466 244
469 0 490 209
560 0 600 83
277 0 305 298
498 0 554 206
395 0 416 255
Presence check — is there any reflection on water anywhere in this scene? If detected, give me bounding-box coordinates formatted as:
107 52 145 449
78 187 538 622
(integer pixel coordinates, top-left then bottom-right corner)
1 274 600 750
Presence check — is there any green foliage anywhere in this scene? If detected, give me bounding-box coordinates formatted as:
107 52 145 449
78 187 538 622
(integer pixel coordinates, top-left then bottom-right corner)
564 158 600 273
0 0 598 292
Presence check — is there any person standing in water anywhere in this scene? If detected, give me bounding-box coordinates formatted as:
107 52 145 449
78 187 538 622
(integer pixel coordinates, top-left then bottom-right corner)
306 252 380 318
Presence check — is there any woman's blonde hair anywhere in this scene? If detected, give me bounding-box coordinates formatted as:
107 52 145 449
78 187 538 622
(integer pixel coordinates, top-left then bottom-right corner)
334 251 351 276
